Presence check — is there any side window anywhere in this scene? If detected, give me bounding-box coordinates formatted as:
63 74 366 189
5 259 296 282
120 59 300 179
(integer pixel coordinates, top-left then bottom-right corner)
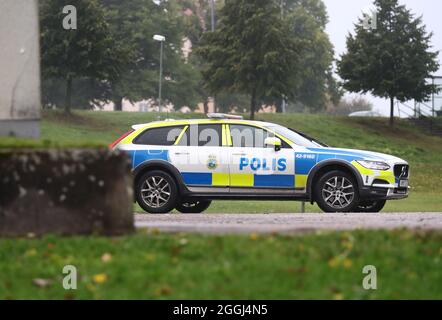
230 125 291 148
230 125 267 148
178 124 223 147
133 126 184 146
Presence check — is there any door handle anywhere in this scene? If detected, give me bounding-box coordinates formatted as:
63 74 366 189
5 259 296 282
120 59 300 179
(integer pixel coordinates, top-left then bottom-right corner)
174 152 189 155
232 153 246 156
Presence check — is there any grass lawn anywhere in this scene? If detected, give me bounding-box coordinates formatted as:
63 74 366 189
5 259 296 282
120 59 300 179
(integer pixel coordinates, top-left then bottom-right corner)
0 230 440 299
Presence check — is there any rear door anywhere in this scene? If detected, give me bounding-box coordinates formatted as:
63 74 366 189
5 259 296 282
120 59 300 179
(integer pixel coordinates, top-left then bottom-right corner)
169 123 230 190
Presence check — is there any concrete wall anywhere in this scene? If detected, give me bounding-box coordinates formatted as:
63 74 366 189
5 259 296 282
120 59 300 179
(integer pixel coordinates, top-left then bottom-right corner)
0 0 41 138
0 149 134 236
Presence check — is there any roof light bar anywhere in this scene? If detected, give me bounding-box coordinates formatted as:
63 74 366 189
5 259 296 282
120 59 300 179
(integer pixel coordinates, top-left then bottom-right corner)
207 113 243 120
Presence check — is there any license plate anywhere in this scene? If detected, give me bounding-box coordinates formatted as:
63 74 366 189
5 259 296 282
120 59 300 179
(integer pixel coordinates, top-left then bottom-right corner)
399 179 409 188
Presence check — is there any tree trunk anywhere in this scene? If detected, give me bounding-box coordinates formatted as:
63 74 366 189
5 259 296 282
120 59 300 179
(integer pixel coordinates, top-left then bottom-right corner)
114 97 123 111
275 98 283 113
389 96 394 127
250 88 257 120
65 76 72 114
203 98 209 114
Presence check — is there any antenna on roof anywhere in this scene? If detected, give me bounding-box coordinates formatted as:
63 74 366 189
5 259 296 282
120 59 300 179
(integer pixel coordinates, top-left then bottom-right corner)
207 113 243 120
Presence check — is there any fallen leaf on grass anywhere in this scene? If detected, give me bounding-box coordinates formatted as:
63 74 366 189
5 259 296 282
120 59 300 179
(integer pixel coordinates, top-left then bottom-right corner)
33 278 53 288
333 293 344 300
24 249 37 257
343 258 353 269
93 273 108 284
101 253 112 263
154 285 172 296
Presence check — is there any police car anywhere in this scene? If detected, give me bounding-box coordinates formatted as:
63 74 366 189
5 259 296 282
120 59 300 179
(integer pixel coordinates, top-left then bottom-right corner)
111 113 409 214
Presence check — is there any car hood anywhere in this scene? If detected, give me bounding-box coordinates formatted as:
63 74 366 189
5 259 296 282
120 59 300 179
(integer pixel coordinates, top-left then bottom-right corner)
305 147 407 164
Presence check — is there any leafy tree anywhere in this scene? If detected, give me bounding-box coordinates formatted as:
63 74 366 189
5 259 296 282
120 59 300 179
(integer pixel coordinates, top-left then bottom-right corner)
196 0 304 119
326 71 344 107
338 0 439 126
41 77 111 109
215 93 250 113
283 0 336 111
100 0 201 111
40 0 123 113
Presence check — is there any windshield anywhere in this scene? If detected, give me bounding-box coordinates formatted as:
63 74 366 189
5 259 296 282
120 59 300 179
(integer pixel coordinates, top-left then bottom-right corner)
267 125 328 148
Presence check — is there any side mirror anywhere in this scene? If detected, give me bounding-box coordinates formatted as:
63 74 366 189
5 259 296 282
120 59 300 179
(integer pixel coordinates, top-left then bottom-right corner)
264 137 282 151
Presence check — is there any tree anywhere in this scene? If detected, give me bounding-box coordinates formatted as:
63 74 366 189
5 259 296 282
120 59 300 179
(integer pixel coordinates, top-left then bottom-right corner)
40 0 123 113
196 0 304 119
100 0 201 111
338 0 439 126
283 0 336 111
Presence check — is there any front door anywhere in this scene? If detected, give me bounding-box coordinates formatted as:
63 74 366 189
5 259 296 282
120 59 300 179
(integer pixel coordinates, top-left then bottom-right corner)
226 124 295 191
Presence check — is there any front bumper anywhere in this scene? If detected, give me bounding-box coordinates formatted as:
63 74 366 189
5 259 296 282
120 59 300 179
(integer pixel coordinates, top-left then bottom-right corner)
360 186 409 201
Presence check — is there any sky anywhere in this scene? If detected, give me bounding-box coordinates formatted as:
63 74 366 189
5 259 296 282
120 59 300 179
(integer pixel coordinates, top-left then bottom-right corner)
322 0 442 116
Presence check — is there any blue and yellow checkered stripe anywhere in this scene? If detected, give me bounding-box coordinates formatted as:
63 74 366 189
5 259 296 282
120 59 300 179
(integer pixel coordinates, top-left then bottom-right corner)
181 172 295 188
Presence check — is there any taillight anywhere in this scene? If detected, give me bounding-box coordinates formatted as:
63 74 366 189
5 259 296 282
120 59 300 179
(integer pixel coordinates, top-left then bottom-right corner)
109 129 134 150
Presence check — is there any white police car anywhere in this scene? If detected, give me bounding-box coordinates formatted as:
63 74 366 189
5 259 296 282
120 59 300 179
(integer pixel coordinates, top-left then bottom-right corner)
111 113 409 213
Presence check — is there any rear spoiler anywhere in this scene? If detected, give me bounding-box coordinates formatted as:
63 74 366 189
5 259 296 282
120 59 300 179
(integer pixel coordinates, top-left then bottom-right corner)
132 124 148 130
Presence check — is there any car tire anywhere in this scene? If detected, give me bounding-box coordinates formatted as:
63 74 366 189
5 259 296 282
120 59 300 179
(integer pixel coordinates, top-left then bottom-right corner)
355 200 387 213
175 200 212 214
314 170 360 213
136 170 178 214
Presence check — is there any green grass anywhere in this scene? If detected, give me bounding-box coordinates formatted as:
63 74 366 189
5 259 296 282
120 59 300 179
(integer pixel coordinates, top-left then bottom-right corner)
2 110 442 212
0 230 440 299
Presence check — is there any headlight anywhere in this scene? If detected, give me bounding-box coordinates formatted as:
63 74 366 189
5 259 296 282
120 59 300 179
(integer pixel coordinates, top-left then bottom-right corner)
356 160 390 171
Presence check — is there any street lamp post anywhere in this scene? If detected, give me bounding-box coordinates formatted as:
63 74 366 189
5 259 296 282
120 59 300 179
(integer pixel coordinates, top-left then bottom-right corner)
153 34 165 115
209 0 216 112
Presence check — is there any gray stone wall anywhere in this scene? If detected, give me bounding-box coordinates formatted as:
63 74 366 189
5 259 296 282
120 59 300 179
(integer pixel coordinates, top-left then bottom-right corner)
0 149 134 236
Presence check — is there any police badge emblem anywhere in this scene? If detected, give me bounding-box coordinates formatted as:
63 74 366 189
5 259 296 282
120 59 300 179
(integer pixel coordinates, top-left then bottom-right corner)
207 155 218 170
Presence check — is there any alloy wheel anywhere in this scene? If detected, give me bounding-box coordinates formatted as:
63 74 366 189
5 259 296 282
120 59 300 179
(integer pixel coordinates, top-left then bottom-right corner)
141 176 171 208
321 176 355 210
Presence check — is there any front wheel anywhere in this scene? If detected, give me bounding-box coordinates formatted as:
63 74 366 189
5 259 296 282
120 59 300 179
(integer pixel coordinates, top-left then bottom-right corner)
355 200 387 213
175 200 212 214
136 170 178 214
314 170 359 213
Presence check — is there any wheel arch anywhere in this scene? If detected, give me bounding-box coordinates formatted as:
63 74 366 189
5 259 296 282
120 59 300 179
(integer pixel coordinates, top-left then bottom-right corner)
133 160 188 195
306 159 363 202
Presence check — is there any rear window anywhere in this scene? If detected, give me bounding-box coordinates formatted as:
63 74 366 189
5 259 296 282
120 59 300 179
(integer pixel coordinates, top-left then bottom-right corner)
133 126 184 146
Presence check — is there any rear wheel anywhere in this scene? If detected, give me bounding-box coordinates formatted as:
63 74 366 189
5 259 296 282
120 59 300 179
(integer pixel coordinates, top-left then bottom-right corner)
136 170 178 214
355 200 387 213
175 200 211 214
314 170 359 213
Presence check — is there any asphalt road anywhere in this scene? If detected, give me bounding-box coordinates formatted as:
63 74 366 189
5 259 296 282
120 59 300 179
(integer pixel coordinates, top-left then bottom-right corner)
134 213 442 235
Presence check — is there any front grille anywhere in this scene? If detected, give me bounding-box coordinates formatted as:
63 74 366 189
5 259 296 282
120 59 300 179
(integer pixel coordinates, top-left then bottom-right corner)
394 164 409 178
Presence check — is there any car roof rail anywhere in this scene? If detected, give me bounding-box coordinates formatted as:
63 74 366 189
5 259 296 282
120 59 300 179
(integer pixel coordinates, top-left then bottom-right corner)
207 113 243 120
